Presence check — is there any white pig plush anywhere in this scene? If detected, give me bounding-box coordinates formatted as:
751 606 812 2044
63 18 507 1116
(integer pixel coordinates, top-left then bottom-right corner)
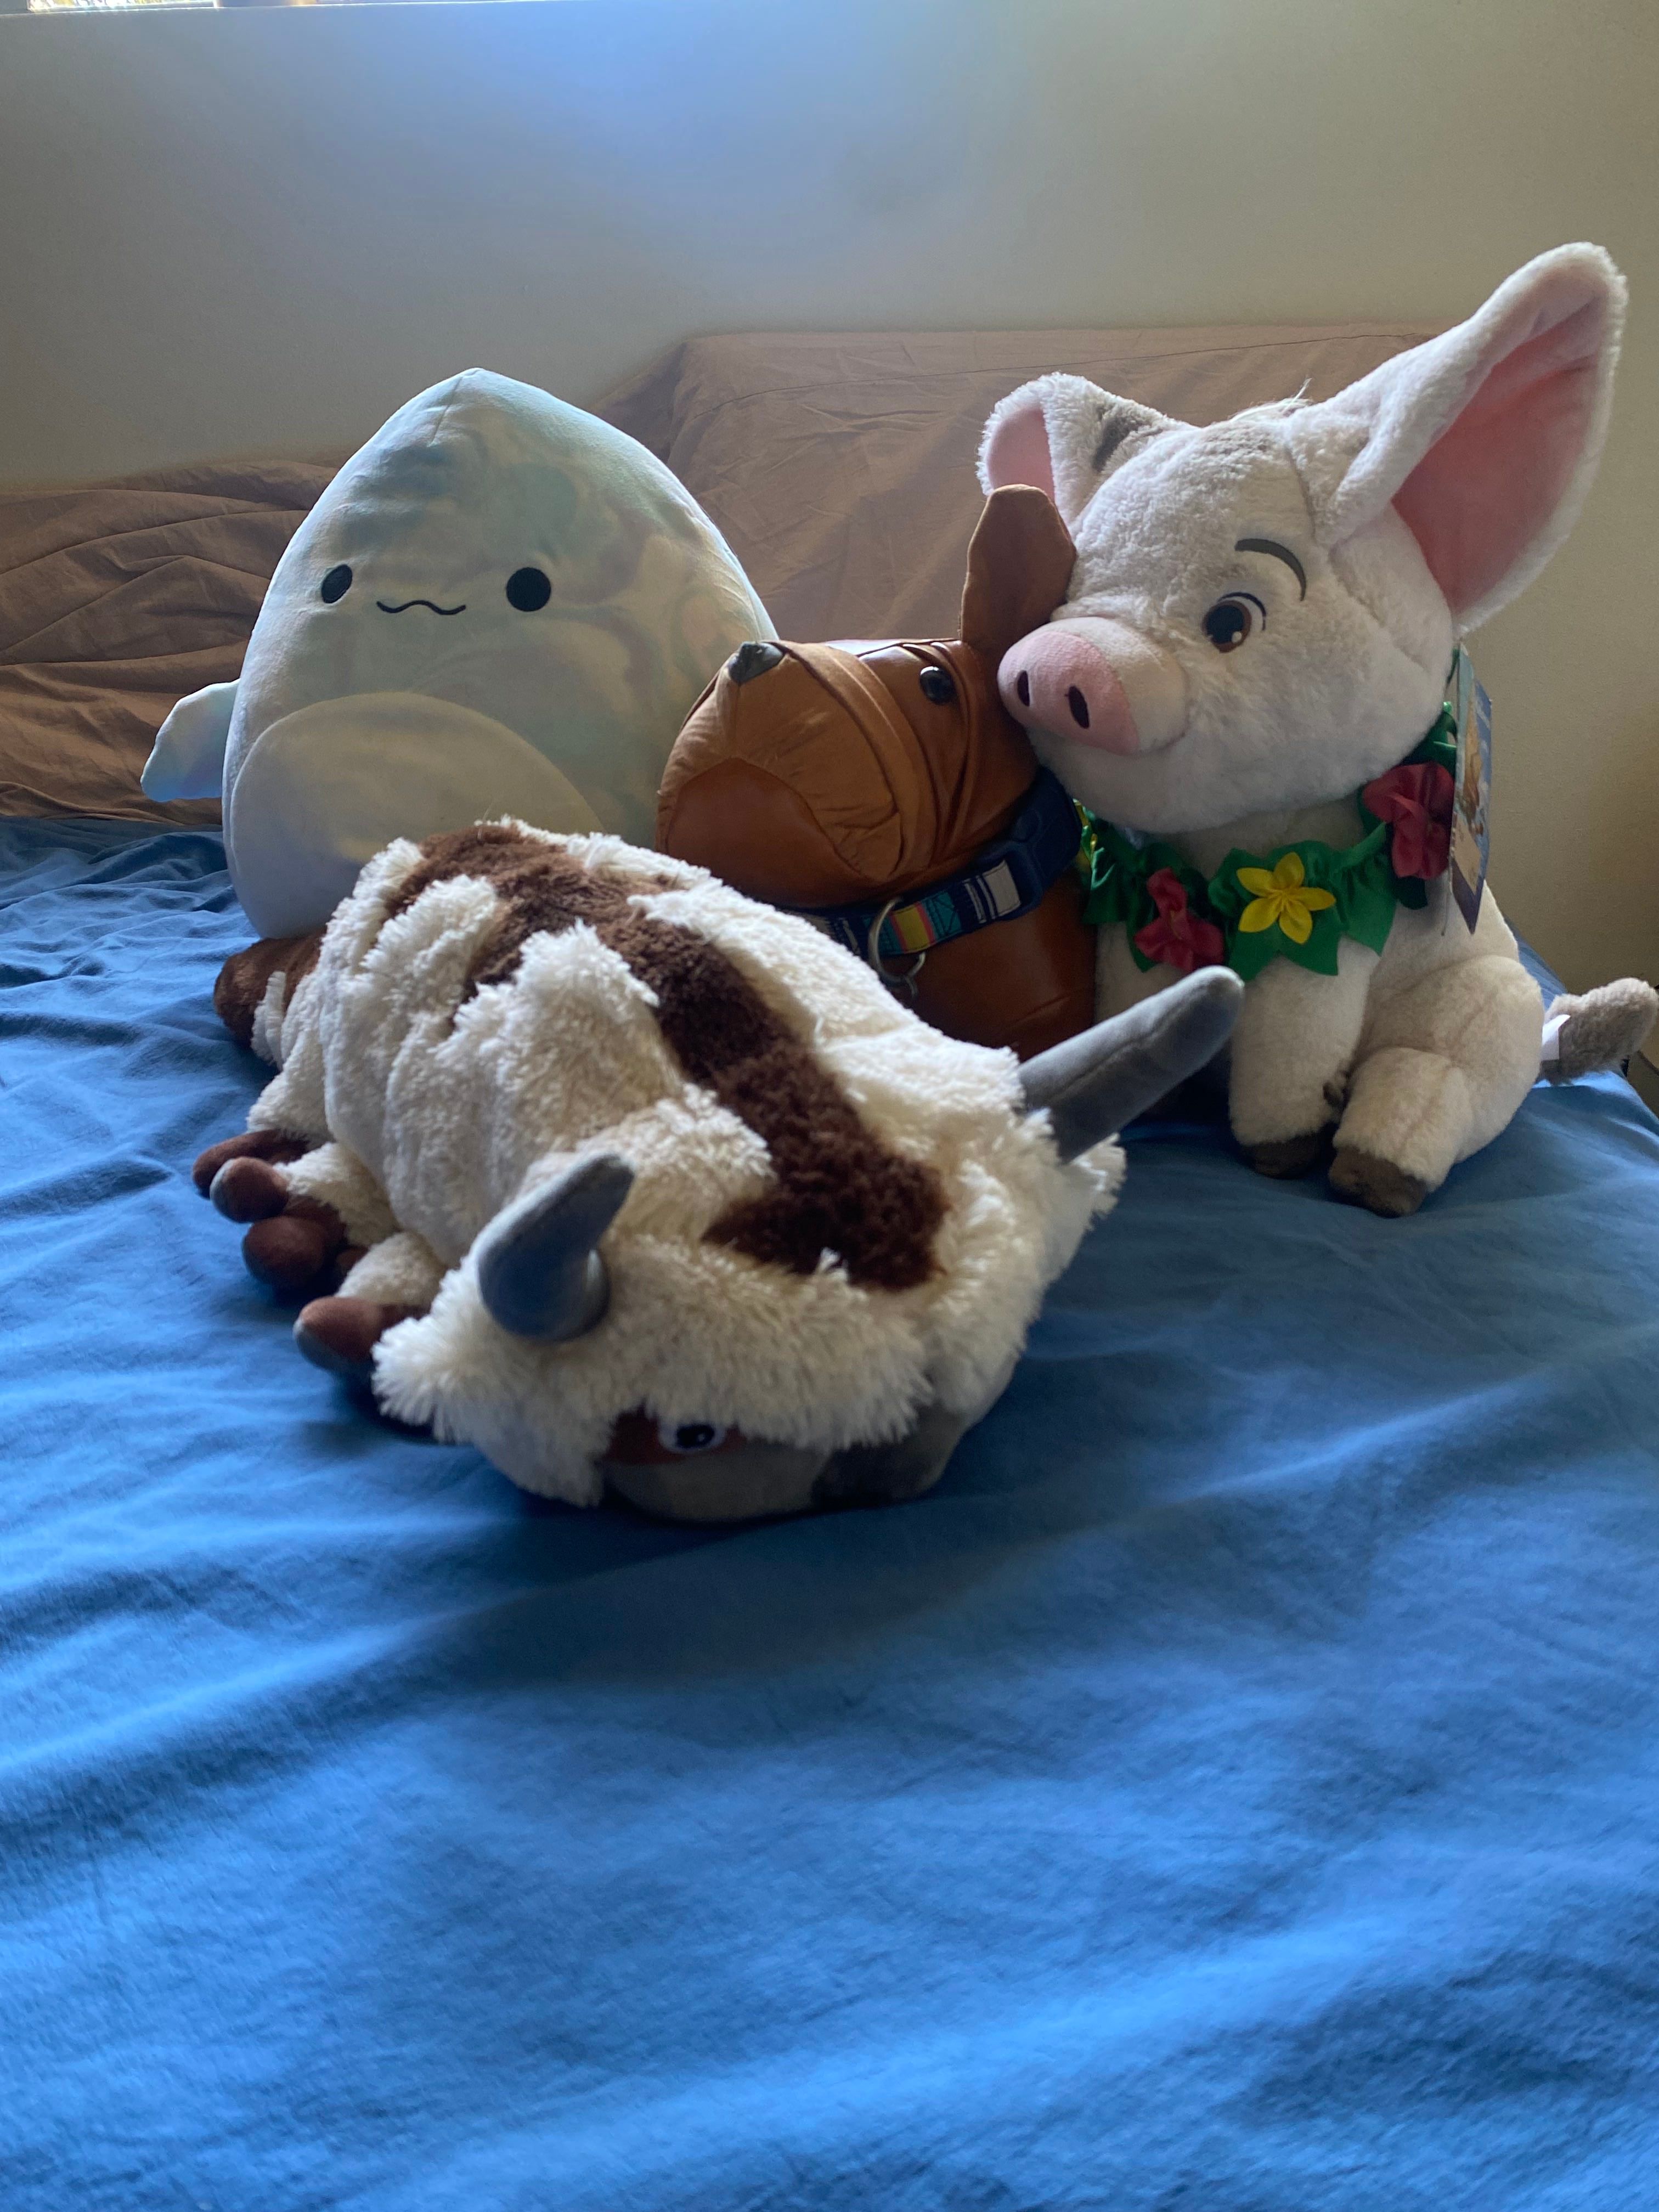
980 246 1655 1215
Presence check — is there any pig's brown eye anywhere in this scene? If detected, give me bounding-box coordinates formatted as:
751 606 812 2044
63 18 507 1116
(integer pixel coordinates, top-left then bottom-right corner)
1203 594 1265 652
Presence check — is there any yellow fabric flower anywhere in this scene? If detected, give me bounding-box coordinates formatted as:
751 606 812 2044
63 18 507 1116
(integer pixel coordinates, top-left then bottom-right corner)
1236 852 1337 946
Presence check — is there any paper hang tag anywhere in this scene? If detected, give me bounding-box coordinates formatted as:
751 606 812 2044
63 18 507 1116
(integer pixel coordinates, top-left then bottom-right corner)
1447 645 1492 935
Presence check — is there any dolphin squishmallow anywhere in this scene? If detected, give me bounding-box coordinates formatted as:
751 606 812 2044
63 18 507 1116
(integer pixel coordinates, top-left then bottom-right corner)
142 370 772 938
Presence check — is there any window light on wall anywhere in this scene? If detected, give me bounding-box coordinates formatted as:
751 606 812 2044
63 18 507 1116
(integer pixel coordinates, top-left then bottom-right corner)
20 0 515 11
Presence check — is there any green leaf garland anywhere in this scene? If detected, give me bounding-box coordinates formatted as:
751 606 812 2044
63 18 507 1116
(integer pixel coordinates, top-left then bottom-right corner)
1074 704 1462 980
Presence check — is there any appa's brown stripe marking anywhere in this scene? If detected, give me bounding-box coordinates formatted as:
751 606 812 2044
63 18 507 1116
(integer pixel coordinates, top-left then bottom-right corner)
386 825 946 1291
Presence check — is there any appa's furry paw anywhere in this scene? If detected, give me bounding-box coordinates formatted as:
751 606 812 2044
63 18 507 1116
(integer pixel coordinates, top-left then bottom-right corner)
1546 979 1658 1083
1328 1148 1430 1218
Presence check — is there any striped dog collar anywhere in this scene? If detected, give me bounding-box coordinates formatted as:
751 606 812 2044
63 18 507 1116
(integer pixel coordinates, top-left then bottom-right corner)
797 768 1082 986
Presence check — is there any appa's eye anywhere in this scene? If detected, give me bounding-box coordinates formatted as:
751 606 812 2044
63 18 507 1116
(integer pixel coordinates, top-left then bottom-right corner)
918 663 957 705
1202 594 1265 653
319 564 353 605
657 1418 730 1458
505 566 552 612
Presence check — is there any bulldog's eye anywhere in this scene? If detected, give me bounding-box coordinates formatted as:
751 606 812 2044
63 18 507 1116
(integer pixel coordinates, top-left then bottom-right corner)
505 567 552 612
1202 594 1266 652
319 564 353 605
657 1418 730 1457
918 664 957 705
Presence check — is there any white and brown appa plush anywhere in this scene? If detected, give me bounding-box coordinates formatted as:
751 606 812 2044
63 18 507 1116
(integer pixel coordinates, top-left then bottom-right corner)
195 820 1239 1521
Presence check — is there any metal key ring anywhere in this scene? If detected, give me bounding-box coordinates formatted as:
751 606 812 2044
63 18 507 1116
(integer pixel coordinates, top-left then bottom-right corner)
866 899 927 998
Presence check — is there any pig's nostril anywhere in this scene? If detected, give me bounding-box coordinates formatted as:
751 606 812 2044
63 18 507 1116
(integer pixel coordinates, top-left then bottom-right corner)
1015 670 1031 708
1066 687 1091 731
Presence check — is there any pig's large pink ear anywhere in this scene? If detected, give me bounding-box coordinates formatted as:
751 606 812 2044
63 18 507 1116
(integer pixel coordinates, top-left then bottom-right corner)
979 374 1175 528
1287 244 1625 630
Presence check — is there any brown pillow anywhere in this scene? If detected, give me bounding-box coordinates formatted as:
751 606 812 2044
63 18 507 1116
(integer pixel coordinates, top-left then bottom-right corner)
0 456 337 824
1 323 1435 826
599 321 1437 644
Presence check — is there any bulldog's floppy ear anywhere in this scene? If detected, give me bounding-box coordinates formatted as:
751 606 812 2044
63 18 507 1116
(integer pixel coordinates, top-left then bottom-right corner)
958 487 1078 664
979 373 1177 527
1285 244 1626 630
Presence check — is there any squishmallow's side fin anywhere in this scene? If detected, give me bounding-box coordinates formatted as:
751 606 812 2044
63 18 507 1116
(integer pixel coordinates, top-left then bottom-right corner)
141 680 239 800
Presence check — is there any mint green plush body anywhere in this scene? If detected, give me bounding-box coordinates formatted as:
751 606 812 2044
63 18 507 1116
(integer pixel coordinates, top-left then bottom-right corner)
143 370 771 938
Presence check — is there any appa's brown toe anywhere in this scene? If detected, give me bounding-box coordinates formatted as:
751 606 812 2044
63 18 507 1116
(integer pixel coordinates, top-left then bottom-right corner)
210 1155 292 1222
192 1127 307 1195
241 1201 347 1294
295 1296 422 1380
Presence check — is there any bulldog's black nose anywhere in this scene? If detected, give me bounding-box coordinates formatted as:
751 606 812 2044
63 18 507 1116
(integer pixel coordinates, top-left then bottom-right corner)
727 640 786 685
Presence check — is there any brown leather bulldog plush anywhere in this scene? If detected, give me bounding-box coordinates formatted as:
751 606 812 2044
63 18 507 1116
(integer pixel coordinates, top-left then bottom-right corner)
656 487 1095 1060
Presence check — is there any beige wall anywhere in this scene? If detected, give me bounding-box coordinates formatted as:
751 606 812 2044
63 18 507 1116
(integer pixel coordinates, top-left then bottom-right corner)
1 0 1654 989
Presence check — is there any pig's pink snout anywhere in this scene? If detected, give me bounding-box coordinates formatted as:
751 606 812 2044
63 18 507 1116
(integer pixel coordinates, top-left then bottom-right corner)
998 620 1186 757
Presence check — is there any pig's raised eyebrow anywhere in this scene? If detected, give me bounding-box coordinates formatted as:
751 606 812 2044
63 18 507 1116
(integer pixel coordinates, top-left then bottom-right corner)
1235 538 1307 599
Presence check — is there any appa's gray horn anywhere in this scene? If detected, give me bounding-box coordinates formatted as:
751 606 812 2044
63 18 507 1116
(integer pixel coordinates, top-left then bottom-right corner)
475 1154 634 1341
1020 967 1244 1160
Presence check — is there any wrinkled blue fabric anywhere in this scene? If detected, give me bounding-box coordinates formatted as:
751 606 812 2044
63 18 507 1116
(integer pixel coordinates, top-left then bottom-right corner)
2 818 1657 2212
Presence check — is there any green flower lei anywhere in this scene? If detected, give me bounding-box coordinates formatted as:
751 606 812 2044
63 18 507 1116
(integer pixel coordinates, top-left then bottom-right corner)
1074 707 1458 984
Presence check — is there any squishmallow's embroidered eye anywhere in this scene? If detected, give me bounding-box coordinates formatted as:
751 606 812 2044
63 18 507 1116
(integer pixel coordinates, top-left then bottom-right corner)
1202 592 1266 652
918 664 957 705
319 565 353 605
658 1419 731 1457
505 567 553 612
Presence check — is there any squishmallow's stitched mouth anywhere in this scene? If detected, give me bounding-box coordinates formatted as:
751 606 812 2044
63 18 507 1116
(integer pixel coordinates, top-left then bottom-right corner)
376 599 467 617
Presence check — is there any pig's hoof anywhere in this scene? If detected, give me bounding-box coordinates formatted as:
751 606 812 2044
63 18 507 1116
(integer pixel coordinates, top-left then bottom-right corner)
1328 1148 1430 1218
1243 1127 1333 1179
210 1156 290 1222
295 1296 418 1380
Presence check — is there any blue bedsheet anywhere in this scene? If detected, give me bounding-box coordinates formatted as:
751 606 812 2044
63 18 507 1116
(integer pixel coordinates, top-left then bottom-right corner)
3 817 1658 2211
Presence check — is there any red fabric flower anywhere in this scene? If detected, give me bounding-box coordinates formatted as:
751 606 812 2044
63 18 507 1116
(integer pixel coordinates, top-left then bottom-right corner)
1133 867 1226 975
1362 761 1454 879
